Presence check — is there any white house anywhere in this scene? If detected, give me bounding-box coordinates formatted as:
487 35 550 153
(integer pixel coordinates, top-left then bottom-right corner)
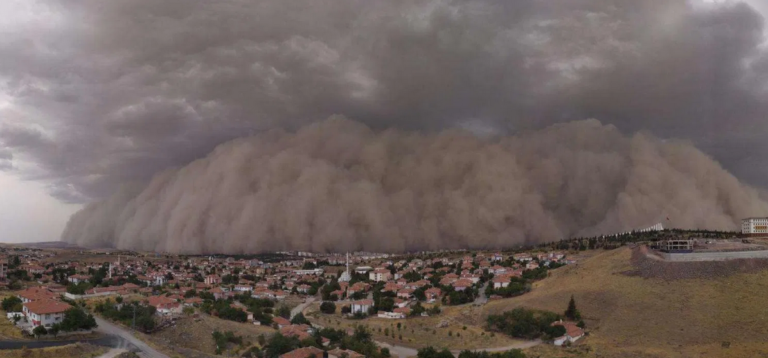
350 300 373 315
551 320 585 346
154 275 168 286
369 268 392 282
67 274 90 284
234 285 253 292
492 276 511 289
293 268 324 276
22 299 71 328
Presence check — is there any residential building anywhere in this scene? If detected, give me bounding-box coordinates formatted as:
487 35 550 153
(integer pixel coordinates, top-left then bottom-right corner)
280 346 324 358
0 256 7 281
742 217 768 235
22 299 71 328
350 299 373 315
17 287 58 303
205 275 221 285
67 274 90 284
551 320 585 346
369 268 392 282
492 276 511 289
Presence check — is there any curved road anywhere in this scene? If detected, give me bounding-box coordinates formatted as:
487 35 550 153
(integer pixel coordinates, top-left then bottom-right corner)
291 297 316 319
93 316 170 358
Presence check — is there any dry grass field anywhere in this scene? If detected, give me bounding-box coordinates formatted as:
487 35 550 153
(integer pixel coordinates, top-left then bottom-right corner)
0 293 27 340
484 247 768 358
306 303 524 350
149 313 275 356
0 343 107 358
311 247 768 357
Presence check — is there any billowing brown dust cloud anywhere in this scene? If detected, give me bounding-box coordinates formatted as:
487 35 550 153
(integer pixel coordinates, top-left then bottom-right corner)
61 118 768 253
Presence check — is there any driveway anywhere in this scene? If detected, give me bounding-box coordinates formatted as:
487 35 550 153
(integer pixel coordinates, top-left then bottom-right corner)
93 316 170 358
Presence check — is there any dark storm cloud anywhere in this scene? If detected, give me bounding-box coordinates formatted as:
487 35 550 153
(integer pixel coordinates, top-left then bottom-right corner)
0 0 767 251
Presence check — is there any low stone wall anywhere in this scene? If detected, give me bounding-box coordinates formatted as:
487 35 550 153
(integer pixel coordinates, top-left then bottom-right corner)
64 291 117 300
661 250 768 262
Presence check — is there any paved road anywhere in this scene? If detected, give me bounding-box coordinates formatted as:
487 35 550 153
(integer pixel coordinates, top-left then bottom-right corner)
291 297 316 319
0 335 123 350
94 316 170 358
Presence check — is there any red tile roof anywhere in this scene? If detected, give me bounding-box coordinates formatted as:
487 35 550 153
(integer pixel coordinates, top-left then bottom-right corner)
279 347 324 358
23 299 71 315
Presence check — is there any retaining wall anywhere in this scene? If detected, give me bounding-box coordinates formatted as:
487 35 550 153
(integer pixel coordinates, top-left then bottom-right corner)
661 250 768 262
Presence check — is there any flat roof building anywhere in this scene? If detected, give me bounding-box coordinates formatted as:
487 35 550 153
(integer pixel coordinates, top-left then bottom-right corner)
742 217 768 236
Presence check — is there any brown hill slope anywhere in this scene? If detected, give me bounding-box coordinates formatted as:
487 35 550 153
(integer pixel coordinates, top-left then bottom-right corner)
478 247 768 357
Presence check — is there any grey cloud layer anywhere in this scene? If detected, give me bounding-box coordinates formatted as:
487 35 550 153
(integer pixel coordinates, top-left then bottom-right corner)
62 118 768 253
0 0 767 250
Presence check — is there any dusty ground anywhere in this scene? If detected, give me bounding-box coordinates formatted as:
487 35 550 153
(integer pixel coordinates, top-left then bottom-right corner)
310 247 768 357
0 293 27 340
306 303 523 350
482 247 768 358
0 343 107 358
149 313 274 356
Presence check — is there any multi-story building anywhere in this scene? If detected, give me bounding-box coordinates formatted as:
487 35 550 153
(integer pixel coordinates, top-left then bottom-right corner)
742 217 768 236
0 256 7 281
22 299 71 328
369 268 392 282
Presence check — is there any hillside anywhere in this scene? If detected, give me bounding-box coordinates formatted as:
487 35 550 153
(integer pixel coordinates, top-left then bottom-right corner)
474 247 768 357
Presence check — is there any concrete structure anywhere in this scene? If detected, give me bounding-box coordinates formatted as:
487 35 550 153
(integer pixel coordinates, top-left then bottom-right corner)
0 256 7 281
293 268 324 276
661 250 768 262
660 239 694 253
354 266 373 274
742 217 768 235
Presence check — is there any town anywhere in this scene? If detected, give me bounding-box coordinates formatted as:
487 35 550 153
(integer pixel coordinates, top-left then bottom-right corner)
2 224 764 358
0 241 589 358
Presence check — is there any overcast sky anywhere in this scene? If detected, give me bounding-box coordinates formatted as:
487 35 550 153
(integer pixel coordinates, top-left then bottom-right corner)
1 0 768 243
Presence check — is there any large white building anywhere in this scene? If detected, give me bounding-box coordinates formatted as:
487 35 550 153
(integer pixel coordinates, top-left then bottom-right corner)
742 217 768 235
22 299 71 328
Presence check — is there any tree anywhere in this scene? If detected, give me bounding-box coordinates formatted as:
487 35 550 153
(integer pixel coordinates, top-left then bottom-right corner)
115 296 123 304
277 305 291 319
290 312 310 325
417 346 454 358
60 307 98 332
265 333 301 358
564 295 580 320
48 323 60 337
32 325 48 338
320 301 336 314
1 296 22 312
